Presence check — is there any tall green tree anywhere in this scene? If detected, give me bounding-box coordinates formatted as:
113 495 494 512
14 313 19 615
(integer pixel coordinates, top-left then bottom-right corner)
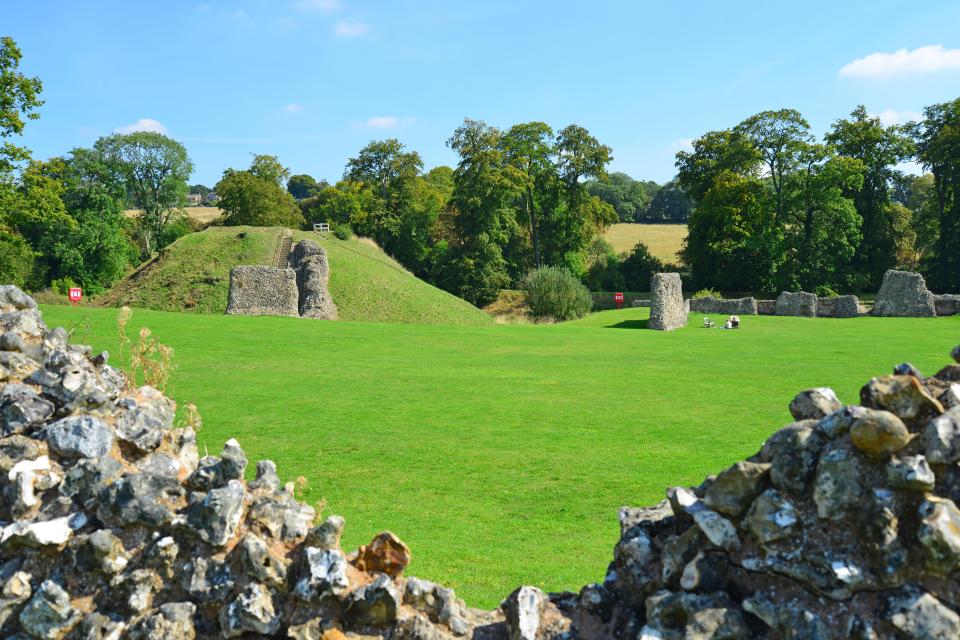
443 119 521 305
287 173 321 200
0 36 43 287
909 97 960 291
586 172 652 222
501 122 555 268
825 106 914 288
216 155 305 228
94 131 193 258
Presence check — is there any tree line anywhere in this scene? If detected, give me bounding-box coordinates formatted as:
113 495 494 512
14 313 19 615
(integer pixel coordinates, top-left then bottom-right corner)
2 35 957 304
678 104 960 295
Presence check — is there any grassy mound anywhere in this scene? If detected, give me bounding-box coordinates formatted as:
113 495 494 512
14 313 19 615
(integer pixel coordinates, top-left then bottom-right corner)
97 227 278 314
99 227 490 326
39 304 960 607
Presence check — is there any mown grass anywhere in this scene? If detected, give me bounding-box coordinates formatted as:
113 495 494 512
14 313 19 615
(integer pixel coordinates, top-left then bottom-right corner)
38 304 960 607
604 223 687 263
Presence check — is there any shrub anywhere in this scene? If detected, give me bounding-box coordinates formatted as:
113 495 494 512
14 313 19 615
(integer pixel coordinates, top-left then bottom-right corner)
619 241 666 291
692 288 722 299
523 266 592 321
51 276 78 295
815 285 839 298
332 223 353 241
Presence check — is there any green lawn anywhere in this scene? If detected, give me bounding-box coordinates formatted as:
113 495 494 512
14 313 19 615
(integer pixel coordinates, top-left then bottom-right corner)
39 304 960 607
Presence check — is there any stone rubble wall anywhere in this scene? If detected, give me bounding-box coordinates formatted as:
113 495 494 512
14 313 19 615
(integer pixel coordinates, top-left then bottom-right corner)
815 295 861 318
934 294 960 317
688 296 758 315
5 283 960 639
873 270 937 317
224 266 300 317
648 273 688 331
774 291 818 317
226 239 337 320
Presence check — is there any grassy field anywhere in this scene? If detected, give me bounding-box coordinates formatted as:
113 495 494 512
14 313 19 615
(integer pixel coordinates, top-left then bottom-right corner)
38 303 960 607
604 223 686 263
124 207 223 224
97 227 490 326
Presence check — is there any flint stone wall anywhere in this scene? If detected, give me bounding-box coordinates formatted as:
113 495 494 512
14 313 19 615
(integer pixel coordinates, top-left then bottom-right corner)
288 240 338 320
688 296 758 315
225 266 299 317
935 294 960 317
775 291 818 317
648 273 687 331
873 269 937 317
816 295 860 318
5 284 960 639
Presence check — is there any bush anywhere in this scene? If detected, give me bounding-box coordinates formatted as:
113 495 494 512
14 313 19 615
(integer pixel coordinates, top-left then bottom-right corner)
523 266 592 321
51 277 78 295
692 288 722 299
815 285 839 298
332 223 353 241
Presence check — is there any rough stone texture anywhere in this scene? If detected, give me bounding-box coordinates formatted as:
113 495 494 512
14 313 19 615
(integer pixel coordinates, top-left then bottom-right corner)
225 266 299 317
688 296 758 315
288 239 338 320
873 269 937 317
648 272 687 331
816 295 861 318
5 285 960 639
775 290 818 316
935 294 960 317
756 299 776 315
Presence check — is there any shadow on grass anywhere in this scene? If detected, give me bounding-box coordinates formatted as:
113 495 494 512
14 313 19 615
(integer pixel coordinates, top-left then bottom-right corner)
605 319 649 329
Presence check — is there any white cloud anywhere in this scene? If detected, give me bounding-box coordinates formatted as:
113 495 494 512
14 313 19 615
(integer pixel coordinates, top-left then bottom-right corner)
668 138 694 153
292 0 341 10
335 21 370 37
840 45 960 78
283 103 305 113
114 118 168 135
361 116 415 128
872 108 923 126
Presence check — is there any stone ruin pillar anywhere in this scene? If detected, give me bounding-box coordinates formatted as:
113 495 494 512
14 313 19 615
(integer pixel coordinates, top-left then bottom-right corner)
648 272 687 331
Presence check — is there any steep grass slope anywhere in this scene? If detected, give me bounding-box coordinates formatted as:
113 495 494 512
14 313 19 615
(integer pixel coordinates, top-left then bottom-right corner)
39 304 960 607
100 227 490 326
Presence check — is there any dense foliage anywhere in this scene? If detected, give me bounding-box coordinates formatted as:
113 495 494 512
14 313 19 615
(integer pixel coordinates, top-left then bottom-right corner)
523 265 592 320
676 104 955 295
216 155 306 228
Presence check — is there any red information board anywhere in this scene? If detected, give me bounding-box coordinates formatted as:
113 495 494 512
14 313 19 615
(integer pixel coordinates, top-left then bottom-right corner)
68 288 82 305
614 292 624 309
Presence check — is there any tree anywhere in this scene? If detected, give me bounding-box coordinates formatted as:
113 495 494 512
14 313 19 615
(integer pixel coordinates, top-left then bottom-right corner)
94 131 193 258
287 173 321 200
908 98 960 291
216 156 305 228
644 179 691 223
0 37 43 286
344 139 423 250
189 184 212 197
0 36 43 177
443 119 521 305
586 172 652 222
501 122 555 267
826 106 914 288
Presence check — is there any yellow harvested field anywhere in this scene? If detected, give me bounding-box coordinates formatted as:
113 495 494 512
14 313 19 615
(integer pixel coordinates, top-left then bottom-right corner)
603 223 686 264
124 207 223 224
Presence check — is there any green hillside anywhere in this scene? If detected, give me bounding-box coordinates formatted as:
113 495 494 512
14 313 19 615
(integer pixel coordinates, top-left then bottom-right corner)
98 227 490 326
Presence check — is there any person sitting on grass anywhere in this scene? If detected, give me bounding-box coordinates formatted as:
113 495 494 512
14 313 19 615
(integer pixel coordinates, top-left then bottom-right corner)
721 315 741 329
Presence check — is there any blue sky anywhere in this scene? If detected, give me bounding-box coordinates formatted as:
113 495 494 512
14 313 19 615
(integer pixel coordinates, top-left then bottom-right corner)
7 0 960 185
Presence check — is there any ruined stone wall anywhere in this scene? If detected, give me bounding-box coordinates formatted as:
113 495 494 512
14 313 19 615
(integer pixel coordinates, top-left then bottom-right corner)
226 240 337 320
4 283 960 639
688 296 758 315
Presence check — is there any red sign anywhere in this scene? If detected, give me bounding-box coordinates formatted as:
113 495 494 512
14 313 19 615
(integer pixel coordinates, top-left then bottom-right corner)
68 288 82 305
614 292 624 309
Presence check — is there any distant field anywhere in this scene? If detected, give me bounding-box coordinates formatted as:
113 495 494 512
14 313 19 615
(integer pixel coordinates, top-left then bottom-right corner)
38 303 960 607
604 223 686 264
124 207 223 224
